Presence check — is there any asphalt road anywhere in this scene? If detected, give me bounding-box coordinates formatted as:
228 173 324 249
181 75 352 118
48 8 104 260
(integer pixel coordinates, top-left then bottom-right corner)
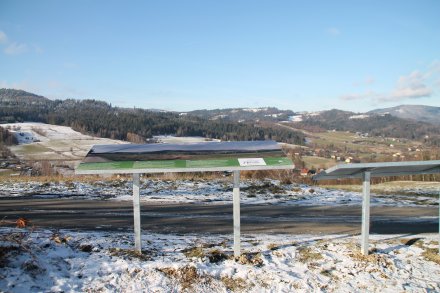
0 198 438 235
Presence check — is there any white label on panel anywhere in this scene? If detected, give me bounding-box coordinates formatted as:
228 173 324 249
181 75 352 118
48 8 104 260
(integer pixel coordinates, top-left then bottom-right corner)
238 158 266 166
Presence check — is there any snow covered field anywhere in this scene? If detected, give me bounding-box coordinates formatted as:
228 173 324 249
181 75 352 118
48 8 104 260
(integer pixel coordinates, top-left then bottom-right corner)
0 178 438 207
0 227 439 292
0 122 126 161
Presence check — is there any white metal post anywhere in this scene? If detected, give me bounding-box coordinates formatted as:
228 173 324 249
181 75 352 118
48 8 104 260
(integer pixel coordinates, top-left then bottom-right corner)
233 170 241 257
361 171 371 255
133 173 141 254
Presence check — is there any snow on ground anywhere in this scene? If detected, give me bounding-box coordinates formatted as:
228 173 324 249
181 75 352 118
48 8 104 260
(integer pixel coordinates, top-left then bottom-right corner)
0 227 439 292
0 178 438 207
0 122 127 161
348 114 370 120
0 122 96 143
243 107 268 112
288 115 303 122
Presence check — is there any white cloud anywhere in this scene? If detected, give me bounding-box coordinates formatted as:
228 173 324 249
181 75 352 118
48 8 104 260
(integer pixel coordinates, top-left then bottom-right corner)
341 66 436 103
4 42 28 55
0 30 7 44
326 27 341 36
379 71 432 102
0 29 41 55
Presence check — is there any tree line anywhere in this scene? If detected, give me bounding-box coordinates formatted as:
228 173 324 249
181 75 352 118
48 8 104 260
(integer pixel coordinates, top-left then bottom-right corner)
0 126 17 159
0 90 305 145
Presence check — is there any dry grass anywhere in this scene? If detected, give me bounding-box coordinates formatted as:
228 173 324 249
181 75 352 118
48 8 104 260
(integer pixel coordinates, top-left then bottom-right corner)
182 246 205 259
237 252 264 267
221 276 248 292
0 169 15 177
302 156 336 169
267 243 279 251
0 174 122 184
401 238 440 265
241 182 286 195
422 248 440 265
297 247 323 263
321 180 440 194
208 249 229 263
108 247 153 261
349 250 385 263
157 265 205 291
400 237 424 248
0 172 234 184
344 242 394 269
182 246 230 264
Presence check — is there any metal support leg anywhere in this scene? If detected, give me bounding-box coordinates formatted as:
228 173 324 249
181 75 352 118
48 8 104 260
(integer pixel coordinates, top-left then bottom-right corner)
438 190 440 255
133 173 141 254
361 171 371 255
233 170 241 257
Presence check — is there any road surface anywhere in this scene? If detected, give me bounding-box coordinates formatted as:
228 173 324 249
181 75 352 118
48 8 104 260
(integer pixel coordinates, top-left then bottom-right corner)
0 198 438 235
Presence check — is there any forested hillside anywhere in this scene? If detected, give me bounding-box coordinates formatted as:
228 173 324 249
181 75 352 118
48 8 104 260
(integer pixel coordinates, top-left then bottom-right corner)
0 89 305 145
369 105 440 125
0 88 49 104
188 107 295 122
292 109 440 146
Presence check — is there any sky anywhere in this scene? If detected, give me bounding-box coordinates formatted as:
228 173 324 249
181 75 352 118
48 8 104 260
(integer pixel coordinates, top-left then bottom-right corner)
0 0 439 112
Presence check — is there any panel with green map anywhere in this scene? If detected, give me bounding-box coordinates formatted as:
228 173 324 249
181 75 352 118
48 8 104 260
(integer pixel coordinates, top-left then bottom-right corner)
76 141 294 174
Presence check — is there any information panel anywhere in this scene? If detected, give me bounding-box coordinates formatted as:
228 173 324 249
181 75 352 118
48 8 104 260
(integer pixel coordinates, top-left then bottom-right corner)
76 140 294 174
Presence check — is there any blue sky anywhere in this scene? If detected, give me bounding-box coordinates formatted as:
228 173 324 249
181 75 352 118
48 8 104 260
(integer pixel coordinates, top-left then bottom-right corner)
0 0 439 112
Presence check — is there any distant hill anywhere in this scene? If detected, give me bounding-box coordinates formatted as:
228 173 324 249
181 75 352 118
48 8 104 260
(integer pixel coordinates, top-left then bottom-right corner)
187 107 296 122
0 89 305 145
369 105 440 126
0 88 49 104
2 88 439 146
290 109 440 145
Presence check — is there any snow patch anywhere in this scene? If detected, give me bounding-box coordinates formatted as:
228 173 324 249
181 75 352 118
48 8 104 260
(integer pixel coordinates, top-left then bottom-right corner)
242 108 268 113
349 114 370 120
1 228 439 292
1 122 93 145
0 179 437 207
289 115 303 122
